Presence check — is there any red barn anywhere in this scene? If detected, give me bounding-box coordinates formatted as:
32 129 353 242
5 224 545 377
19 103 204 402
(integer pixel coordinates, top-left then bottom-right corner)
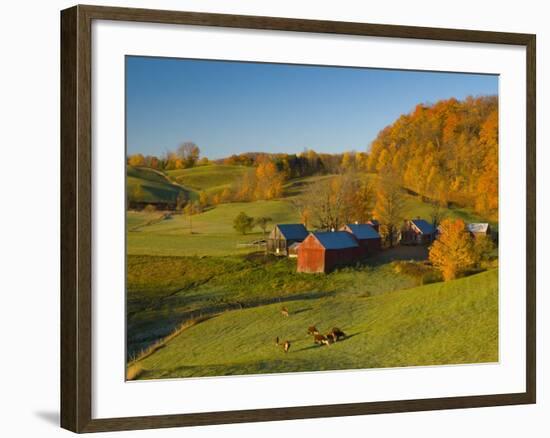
297 232 360 273
340 223 382 255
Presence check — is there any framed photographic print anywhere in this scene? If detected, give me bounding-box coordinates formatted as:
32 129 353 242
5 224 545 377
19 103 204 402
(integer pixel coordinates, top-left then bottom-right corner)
60 4 536 433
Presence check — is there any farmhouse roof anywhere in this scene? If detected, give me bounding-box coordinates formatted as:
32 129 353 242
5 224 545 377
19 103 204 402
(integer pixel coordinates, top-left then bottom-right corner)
312 231 359 250
467 223 490 233
344 224 381 240
411 219 436 235
276 224 309 240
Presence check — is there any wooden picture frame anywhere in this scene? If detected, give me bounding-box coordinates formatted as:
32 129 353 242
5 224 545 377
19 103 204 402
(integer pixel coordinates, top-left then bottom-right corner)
61 4 536 433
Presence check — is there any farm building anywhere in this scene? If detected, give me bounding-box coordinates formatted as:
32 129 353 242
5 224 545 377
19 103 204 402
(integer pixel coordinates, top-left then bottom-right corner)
467 223 492 238
400 219 437 245
367 219 380 232
297 231 360 273
288 242 301 258
267 224 309 256
340 223 382 255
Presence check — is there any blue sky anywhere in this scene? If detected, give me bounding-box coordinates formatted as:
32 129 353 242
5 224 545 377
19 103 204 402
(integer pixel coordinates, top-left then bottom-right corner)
126 56 498 159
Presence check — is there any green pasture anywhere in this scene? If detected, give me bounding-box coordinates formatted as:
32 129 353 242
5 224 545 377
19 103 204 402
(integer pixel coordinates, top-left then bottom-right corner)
126 251 421 358
166 164 247 194
133 269 498 379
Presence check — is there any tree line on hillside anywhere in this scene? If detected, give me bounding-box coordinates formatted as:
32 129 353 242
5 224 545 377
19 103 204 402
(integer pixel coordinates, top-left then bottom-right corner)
128 141 207 170
367 96 498 217
128 95 498 232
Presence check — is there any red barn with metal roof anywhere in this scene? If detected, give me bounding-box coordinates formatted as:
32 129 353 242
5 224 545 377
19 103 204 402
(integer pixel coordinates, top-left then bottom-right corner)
340 223 382 255
297 231 360 273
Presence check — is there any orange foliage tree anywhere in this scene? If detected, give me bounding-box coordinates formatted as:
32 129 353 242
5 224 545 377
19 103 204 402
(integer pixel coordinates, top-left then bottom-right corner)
368 96 498 218
429 218 476 281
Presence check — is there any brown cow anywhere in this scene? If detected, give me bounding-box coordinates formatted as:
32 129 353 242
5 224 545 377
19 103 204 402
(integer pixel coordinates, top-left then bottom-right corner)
281 306 289 317
307 325 319 336
330 327 346 341
313 334 327 345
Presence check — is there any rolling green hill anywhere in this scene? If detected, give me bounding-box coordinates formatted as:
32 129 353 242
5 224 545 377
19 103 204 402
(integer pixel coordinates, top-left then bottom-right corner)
131 269 498 379
166 164 247 194
127 199 300 256
127 165 189 204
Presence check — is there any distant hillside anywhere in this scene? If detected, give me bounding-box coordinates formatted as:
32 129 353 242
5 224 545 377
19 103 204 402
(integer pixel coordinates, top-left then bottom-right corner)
166 165 247 194
130 269 498 379
127 165 188 206
368 96 498 217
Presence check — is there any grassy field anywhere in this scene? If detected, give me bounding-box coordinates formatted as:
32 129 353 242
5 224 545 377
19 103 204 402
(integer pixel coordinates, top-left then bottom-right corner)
127 199 300 256
126 250 422 358
125 164 499 378
131 268 498 379
127 165 188 204
166 164 247 194
127 170 490 257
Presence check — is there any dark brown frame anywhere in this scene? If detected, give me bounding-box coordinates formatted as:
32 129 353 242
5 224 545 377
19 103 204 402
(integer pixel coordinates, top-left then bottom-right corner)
61 4 536 433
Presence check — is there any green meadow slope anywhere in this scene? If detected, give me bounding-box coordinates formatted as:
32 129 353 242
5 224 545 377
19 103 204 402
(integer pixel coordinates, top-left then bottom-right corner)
127 165 189 204
132 269 498 379
166 164 247 194
126 251 422 357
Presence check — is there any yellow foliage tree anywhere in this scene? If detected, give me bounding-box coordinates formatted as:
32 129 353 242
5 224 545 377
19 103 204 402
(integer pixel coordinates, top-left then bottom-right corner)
373 172 405 247
429 218 476 281
128 154 145 167
198 191 209 208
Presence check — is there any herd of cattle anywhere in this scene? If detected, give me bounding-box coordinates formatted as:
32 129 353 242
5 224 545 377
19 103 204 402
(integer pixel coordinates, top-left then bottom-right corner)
274 306 347 354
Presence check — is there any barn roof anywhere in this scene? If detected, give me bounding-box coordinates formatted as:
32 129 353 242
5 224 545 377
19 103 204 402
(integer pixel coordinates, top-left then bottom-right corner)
467 223 490 233
344 224 381 240
411 219 436 235
276 224 309 240
312 231 359 250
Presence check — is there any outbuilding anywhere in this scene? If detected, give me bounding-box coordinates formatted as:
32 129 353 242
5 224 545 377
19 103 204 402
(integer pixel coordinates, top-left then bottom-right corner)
467 223 492 238
366 219 380 233
400 219 437 245
340 223 382 255
297 231 360 273
267 224 309 256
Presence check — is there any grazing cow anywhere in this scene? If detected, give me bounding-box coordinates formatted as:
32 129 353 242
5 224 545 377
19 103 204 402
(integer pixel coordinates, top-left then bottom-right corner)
313 334 327 345
283 340 291 353
321 336 334 346
307 325 319 336
326 332 337 343
330 327 346 341
281 306 289 317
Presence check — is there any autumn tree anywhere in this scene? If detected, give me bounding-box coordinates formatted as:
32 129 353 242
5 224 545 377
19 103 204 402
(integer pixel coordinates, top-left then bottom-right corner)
429 218 476 281
198 191 209 209
254 161 284 200
233 212 255 235
367 96 498 216
177 141 201 168
299 177 345 231
128 154 146 167
374 172 405 247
